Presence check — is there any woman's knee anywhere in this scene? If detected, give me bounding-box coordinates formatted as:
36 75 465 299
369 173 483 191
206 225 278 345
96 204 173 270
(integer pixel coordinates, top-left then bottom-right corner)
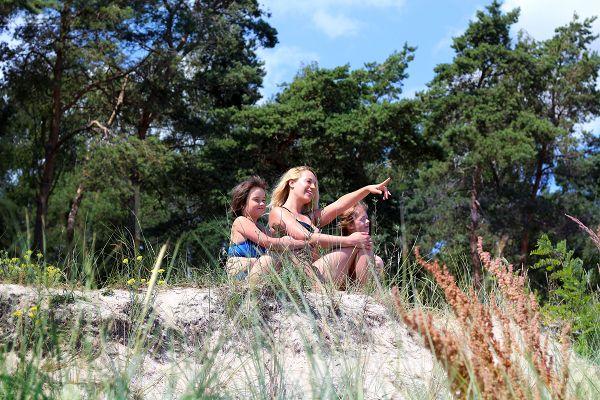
226 257 253 275
252 255 277 272
315 247 354 270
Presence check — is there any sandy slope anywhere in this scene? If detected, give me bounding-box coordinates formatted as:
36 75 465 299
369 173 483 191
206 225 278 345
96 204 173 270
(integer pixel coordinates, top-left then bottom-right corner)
0 283 447 399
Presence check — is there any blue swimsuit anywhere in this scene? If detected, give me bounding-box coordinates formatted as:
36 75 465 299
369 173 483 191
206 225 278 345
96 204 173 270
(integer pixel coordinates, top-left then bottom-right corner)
227 240 266 258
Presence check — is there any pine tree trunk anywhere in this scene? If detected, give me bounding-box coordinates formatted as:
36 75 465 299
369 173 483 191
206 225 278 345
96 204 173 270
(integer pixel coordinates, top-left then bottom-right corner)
469 166 482 288
34 7 68 251
520 144 546 266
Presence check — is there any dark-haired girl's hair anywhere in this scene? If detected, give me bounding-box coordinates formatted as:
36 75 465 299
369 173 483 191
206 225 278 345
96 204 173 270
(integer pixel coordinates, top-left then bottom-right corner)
230 176 268 217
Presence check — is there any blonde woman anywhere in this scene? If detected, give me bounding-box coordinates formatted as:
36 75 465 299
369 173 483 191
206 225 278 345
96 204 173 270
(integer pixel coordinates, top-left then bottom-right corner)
268 166 390 288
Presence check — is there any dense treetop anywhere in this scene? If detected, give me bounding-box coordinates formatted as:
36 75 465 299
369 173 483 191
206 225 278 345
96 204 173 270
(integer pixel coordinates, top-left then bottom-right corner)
1 1 599 291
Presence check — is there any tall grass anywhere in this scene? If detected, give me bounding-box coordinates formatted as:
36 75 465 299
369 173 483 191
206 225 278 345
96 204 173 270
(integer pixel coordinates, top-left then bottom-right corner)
0 238 448 399
392 238 600 399
1 220 600 398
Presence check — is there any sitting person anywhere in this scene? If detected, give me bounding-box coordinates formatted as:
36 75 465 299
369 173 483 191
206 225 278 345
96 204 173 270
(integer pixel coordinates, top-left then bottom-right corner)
338 201 384 287
268 166 391 289
226 176 304 284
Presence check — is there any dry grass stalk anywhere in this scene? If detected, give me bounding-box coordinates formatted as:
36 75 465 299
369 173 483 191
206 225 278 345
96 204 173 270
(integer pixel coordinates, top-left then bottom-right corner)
565 214 600 252
392 240 572 400
477 237 571 399
392 286 470 398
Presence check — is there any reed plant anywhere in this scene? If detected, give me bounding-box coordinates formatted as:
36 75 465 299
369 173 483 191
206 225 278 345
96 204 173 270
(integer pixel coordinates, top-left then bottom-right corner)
392 238 580 400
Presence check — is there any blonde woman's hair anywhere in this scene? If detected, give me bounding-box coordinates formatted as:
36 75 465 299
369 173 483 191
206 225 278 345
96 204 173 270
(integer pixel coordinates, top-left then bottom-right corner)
270 166 319 213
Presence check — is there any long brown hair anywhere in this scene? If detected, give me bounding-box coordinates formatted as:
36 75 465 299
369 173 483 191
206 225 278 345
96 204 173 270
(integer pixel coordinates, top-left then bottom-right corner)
230 176 267 217
339 201 368 236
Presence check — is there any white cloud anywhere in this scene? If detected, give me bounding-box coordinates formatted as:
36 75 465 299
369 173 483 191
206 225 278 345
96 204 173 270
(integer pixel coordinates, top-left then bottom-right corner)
312 10 360 39
433 27 463 55
577 116 600 136
260 0 405 39
261 0 405 16
434 2 600 59
501 0 600 49
257 45 320 102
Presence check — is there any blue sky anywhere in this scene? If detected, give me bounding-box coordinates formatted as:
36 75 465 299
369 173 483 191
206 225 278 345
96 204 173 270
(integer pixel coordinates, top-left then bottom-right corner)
257 0 600 133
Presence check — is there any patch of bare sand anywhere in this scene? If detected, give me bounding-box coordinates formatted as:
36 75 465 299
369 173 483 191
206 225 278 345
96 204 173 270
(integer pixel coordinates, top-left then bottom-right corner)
0 283 448 399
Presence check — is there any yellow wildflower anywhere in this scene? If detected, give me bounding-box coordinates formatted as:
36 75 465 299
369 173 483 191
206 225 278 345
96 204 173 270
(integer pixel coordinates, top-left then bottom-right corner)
136 255 143 261
157 269 165 274
140 278 146 283
36 252 43 259
46 266 59 275
13 309 23 318
127 278 135 285
122 258 129 264
28 306 38 318
158 280 166 286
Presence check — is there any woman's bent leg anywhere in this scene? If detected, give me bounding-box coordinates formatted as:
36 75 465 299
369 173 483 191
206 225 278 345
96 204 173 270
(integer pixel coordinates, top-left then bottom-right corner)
353 249 374 286
248 255 278 285
353 251 384 287
225 257 255 281
374 255 384 278
314 247 357 289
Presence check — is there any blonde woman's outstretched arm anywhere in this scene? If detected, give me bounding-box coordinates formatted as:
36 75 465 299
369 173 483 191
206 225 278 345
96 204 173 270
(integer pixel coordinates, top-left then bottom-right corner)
316 178 391 227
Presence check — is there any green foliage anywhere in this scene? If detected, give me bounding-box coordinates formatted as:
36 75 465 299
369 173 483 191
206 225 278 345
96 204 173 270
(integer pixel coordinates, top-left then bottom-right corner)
0 353 52 400
531 234 600 358
1 0 600 310
411 1 600 278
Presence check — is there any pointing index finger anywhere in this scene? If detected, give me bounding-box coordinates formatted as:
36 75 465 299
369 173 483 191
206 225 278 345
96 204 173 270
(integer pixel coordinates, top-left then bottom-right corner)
380 177 391 187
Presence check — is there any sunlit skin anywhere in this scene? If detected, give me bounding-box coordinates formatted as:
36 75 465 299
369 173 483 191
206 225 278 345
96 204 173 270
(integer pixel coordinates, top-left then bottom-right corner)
289 171 317 206
228 186 304 285
348 205 370 234
243 187 267 222
230 187 269 245
345 205 384 286
269 169 391 289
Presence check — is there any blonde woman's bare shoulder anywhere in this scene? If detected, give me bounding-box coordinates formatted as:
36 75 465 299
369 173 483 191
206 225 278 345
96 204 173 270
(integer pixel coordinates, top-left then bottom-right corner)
268 206 287 218
268 206 289 227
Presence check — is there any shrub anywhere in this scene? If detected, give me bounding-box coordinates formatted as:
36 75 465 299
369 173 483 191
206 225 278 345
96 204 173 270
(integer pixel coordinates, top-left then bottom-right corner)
531 234 600 358
393 238 571 400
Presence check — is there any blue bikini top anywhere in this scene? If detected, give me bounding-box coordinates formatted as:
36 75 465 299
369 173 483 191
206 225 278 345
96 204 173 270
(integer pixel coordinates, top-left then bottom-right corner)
227 240 266 258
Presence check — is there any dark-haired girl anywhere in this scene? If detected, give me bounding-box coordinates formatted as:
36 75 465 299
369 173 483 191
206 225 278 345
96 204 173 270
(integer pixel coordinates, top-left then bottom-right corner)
226 176 304 283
